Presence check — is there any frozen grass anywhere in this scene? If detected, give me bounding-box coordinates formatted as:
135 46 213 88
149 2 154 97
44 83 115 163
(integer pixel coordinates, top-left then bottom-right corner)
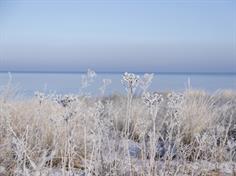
0 71 236 176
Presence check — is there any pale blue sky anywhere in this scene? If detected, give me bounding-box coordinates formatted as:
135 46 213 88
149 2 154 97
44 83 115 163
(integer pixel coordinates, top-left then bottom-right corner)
0 0 235 72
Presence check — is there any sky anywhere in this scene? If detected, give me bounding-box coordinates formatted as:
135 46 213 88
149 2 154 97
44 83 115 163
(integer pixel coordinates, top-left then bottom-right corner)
0 0 235 73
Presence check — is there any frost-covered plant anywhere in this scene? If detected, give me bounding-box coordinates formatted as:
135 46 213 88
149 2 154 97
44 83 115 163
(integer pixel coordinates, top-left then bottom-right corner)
139 73 154 93
121 72 140 95
99 79 112 95
54 94 79 107
95 100 105 115
167 92 184 109
34 91 47 104
167 92 185 119
81 69 97 89
142 92 163 109
121 72 140 136
166 92 185 141
142 92 164 167
227 138 236 161
35 92 80 107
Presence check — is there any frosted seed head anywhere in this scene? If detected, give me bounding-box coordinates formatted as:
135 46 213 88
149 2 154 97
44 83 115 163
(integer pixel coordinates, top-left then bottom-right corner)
167 92 184 108
121 72 140 93
139 73 154 92
142 92 163 107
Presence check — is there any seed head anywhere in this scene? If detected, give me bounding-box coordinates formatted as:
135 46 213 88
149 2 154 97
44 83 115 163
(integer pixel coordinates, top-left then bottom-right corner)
121 72 140 94
142 92 164 107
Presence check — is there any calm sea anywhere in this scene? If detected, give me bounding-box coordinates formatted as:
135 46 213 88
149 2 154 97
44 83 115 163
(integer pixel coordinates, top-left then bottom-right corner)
0 72 235 96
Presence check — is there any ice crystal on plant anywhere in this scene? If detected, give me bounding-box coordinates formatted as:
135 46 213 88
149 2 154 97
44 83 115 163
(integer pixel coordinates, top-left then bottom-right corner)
54 94 79 107
167 92 184 108
121 72 140 94
142 92 164 107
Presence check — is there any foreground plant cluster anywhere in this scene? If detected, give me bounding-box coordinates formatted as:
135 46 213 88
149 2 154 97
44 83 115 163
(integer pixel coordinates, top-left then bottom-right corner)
0 71 236 176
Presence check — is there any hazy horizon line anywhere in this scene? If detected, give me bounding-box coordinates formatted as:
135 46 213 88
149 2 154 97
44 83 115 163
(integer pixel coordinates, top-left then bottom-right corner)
0 70 235 75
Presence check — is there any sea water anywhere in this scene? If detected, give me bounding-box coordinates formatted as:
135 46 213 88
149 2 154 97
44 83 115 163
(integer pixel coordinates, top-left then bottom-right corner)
0 72 235 96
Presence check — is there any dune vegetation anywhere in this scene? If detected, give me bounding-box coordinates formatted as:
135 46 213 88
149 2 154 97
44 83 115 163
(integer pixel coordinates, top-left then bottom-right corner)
0 71 236 175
